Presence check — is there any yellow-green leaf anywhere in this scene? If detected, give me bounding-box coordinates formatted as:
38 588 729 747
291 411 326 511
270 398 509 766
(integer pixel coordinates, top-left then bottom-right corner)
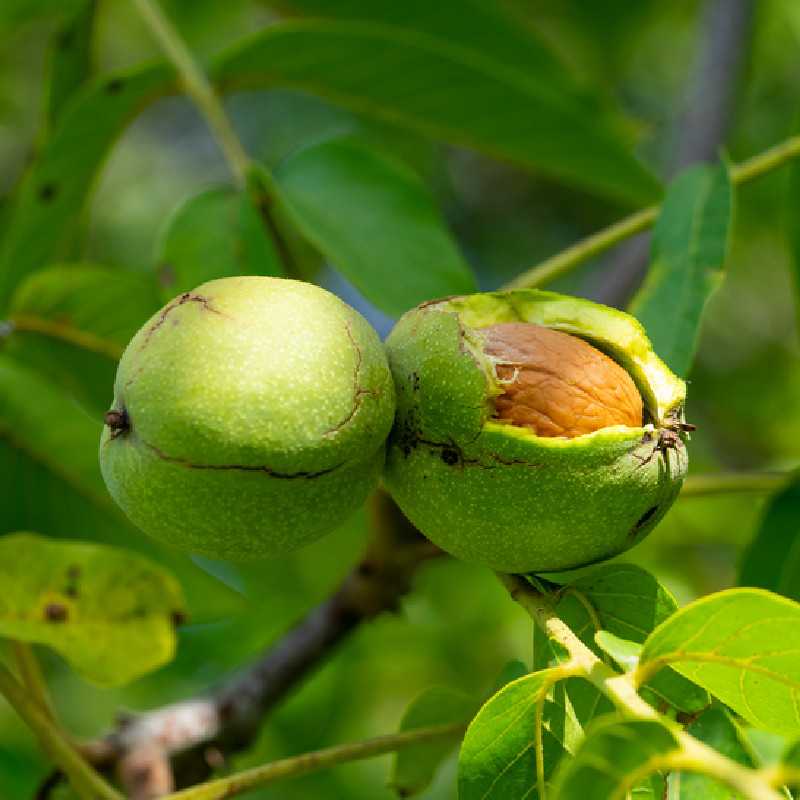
0 533 186 686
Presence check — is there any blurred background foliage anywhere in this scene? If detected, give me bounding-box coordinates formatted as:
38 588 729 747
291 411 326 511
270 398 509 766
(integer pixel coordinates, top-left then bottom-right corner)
1 0 799 797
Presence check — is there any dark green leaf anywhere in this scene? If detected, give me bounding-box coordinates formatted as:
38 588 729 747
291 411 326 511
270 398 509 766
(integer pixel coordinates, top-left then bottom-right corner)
0 356 241 622
639 588 800 737
389 686 474 797
553 717 677 800
0 64 173 310
213 21 661 205
677 706 756 799
458 669 570 800
5 264 160 417
0 0 84 33
0 533 185 686
492 659 529 692
270 0 590 100
155 184 284 301
629 161 733 377
274 136 475 315
739 472 800 601
45 1 96 130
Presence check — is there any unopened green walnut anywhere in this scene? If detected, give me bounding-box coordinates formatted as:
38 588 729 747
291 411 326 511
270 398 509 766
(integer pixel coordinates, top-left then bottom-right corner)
99 276 395 560
383 289 689 573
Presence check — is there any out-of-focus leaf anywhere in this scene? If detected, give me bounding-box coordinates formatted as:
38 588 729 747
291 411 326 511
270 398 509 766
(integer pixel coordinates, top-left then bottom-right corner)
781 738 800 788
677 706 756 799
155 183 284 301
0 64 172 309
458 669 569 800
639 588 800 737
629 161 733 377
534 566 708 717
0 356 241 622
0 532 185 686
269 0 590 100
594 630 641 671
5 264 160 417
786 114 800 333
739 472 800 601
45 1 96 130
389 686 475 797
492 658 529 692
552 717 676 799
0 0 84 33
274 136 475 316
213 21 661 205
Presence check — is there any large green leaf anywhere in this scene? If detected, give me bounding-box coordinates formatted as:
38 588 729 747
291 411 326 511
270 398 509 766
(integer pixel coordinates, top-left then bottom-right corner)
0 533 185 686
739 473 800 601
389 686 475 797
213 21 660 205
639 588 800 737
45 0 96 130
0 64 172 309
552 717 675 799
5 264 160 417
274 136 475 315
270 0 591 100
458 669 570 800
155 183 285 301
0 356 241 622
534 566 708 716
629 161 733 377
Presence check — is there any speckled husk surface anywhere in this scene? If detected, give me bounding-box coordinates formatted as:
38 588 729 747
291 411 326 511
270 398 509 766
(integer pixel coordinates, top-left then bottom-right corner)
100 276 395 560
383 290 688 573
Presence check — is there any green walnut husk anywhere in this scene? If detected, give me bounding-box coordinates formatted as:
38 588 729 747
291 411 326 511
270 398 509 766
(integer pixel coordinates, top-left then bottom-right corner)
383 290 689 573
100 276 395 560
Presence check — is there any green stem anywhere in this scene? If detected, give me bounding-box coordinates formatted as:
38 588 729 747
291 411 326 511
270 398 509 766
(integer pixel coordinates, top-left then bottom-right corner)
0 663 123 800
504 135 800 290
681 472 789 498
130 0 250 186
497 574 783 800
12 642 55 720
164 722 466 800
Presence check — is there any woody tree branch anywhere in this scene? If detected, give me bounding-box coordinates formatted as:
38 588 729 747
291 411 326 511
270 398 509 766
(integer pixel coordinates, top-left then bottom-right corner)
83 491 441 799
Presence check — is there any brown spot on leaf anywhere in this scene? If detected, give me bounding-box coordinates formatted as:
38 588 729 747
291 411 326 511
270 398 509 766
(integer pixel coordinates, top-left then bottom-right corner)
105 78 124 94
171 610 188 628
44 603 68 623
38 183 58 203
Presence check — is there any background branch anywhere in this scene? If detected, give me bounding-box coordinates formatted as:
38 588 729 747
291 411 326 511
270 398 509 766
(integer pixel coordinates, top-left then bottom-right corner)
88 491 441 798
590 0 756 308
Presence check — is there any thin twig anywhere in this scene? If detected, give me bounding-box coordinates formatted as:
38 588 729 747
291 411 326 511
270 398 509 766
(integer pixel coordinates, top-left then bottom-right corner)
0 664 123 800
504 135 800 291
164 722 466 800
12 642 55 721
130 0 250 186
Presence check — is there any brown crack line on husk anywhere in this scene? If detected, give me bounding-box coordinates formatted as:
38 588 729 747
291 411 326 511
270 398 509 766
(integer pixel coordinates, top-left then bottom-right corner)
143 440 343 480
321 322 380 438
